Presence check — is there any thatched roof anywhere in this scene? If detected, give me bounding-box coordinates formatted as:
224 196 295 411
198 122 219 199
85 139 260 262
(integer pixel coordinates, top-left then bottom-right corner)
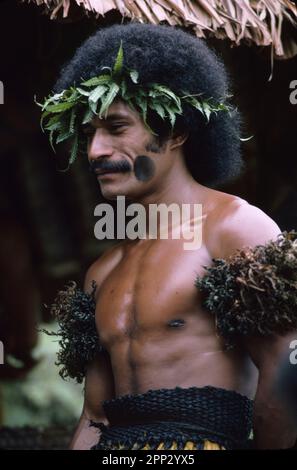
22 1 297 57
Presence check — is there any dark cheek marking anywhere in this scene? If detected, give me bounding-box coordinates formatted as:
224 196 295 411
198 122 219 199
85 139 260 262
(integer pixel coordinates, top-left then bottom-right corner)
168 319 186 328
134 155 156 182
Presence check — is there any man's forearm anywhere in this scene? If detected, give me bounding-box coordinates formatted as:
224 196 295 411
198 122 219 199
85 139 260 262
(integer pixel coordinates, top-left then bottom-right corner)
70 413 103 450
253 384 297 449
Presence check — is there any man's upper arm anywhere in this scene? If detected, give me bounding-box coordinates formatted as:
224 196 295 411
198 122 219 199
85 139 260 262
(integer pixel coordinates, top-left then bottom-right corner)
69 250 120 449
209 199 287 367
81 250 120 420
83 350 115 423
210 201 297 446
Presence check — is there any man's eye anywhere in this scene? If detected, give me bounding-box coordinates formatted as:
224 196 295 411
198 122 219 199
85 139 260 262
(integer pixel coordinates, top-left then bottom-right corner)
109 124 127 132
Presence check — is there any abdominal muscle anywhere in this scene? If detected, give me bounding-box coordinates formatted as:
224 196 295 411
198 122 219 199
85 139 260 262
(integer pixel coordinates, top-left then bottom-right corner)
105 329 259 400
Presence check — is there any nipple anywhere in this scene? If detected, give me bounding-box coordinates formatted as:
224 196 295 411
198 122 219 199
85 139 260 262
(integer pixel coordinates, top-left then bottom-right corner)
168 319 186 328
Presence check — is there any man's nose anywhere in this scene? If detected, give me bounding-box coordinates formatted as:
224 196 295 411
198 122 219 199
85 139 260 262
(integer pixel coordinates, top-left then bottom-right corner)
88 129 114 161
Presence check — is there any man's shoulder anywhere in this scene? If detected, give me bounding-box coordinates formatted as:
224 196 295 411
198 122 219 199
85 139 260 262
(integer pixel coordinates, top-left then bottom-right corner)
84 240 127 294
206 191 281 259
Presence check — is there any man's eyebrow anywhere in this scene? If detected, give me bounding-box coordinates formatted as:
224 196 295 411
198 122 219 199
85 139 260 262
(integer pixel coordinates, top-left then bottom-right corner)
87 112 133 128
104 112 132 122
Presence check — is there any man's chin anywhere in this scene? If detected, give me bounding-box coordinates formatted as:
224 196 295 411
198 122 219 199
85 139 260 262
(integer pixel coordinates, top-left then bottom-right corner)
98 174 131 200
99 181 146 201
100 186 128 201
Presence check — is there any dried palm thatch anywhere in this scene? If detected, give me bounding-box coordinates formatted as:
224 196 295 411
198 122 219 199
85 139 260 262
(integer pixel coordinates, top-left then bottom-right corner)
22 1 297 57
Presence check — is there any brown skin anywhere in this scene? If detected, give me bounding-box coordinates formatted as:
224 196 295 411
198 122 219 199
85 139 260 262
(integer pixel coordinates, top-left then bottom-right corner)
70 100 297 449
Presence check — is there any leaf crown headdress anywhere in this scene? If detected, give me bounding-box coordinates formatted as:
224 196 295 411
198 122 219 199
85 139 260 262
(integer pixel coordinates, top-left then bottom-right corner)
37 42 232 170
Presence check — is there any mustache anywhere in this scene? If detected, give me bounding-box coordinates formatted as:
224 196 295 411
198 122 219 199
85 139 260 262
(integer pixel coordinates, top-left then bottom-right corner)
89 159 132 174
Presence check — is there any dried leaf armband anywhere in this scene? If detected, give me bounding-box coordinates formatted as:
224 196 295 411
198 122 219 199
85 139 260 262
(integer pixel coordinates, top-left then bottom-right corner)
196 231 297 346
49 280 103 382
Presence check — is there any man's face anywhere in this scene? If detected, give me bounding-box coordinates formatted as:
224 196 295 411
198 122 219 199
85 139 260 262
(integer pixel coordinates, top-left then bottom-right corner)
85 99 177 201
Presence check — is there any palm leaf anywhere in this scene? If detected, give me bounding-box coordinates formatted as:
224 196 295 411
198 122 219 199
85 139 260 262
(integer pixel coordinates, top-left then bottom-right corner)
46 101 76 113
98 83 120 117
69 107 77 133
129 70 139 84
88 85 108 103
82 107 94 125
81 75 111 87
113 41 124 77
56 130 74 144
69 133 79 165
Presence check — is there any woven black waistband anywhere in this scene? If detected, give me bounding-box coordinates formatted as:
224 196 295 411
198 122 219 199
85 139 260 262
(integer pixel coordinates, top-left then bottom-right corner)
92 386 253 449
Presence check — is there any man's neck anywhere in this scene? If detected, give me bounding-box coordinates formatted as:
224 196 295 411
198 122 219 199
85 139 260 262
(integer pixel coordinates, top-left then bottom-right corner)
128 164 209 238
137 167 207 208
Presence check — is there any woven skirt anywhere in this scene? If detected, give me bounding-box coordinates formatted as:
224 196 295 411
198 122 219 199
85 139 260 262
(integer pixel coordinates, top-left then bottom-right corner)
91 386 253 450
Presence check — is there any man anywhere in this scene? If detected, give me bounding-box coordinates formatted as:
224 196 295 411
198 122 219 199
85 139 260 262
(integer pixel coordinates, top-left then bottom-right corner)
42 24 297 450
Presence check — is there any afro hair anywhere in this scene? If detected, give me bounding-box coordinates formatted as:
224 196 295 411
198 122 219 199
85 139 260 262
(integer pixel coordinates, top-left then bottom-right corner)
54 23 244 187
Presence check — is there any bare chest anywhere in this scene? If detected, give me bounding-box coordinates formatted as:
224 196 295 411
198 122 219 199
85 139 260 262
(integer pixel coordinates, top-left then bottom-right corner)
95 238 214 346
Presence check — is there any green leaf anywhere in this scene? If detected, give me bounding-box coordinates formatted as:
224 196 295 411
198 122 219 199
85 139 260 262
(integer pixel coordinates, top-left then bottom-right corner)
82 107 94 125
39 93 65 110
34 95 44 108
152 103 165 120
76 87 91 96
69 107 77 133
88 85 108 103
40 110 53 131
69 134 79 165
113 41 124 77
202 102 211 122
46 101 76 113
49 130 56 153
129 70 139 84
56 130 73 144
40 97 54 111
168 102 183 115
50 91 65 101
148 90 157 99
120 79 127 97
37 60 233 162
164 105 176 128
88 85 108 115
46 114 61 126
45 120 61 132
89 100 98 115
186 97 204 114
134 96 148 125
99 83 120 118
67 89 79 103
81 75 111 87
153 85 181 108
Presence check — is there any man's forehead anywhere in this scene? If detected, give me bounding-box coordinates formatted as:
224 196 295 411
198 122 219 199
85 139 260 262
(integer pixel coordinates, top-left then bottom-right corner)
91 100 139 125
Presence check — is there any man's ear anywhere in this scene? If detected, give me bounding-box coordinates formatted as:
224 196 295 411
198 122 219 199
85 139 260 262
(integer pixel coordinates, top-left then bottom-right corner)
169 131 189 150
